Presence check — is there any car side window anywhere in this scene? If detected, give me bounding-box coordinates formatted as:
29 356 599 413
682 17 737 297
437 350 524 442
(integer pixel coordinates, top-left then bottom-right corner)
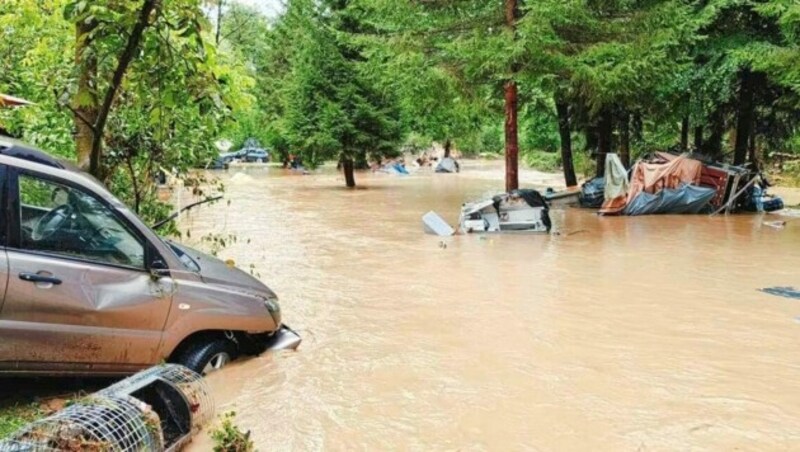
18 173 145 269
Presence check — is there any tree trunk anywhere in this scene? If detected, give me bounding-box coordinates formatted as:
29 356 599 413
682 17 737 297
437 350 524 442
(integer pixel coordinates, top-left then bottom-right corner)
89 0 159 178
705 108 725 160
694 126 703 150
444 138 452 158
216 0 224 45
585 126 598 152
596 109 613 178
555 99 577 187
504 81 519 192
74 21 98 171
343 157 356 188
503 0 521 193
632 111 643 143
620 111 631 168
680 115 689 151
733 68 755 166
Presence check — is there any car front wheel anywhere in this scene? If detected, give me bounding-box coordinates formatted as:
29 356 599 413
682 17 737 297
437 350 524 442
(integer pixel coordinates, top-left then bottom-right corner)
175 338 236 375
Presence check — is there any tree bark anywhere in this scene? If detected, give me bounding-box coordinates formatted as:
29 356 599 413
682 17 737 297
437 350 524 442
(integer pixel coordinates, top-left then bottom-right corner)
733 68 755 166
503 0 521 193
632 111 643 143
704 107 725 160
555 99 577 187
89 0 159 178
504 81 519 192
596 109 613 178
680 115 689 151
74 21 98 171
216 0 224 45
620 111 630 168
343 157 356 188
444 138 452 158
694 126 703 150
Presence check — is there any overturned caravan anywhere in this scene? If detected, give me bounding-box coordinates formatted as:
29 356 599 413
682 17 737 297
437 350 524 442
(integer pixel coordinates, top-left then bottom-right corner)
460 189 552 233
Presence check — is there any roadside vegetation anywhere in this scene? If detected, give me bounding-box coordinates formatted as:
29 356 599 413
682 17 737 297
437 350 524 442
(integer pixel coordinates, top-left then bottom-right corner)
210 411 255 452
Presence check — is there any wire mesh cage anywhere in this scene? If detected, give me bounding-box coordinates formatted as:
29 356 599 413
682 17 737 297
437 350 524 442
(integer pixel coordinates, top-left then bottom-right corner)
0 365 214 452
0 394 163 452
99 364 214 430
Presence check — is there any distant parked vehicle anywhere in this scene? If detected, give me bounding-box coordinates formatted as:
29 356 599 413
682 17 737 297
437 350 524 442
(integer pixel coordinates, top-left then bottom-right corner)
244 148 269 163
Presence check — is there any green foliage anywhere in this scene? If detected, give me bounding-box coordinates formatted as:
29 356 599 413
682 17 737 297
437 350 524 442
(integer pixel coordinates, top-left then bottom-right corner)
1 0 257 227
0 0 75 156
0 403 40 438
211 411 255 452
523 150 561 173
278 0 403 182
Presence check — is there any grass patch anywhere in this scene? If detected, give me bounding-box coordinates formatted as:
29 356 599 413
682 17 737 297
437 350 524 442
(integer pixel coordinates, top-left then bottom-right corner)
0 377 110 440
0 403 42 438
523 150 561 172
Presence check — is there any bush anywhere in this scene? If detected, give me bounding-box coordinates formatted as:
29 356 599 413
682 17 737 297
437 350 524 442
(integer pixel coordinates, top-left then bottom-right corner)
523 150 561 172
211 412 254 452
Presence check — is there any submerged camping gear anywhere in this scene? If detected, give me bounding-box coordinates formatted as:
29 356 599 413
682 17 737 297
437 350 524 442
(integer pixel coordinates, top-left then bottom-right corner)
602 154 715 215
579 177 605 208
460 189 551 233
436 157 460 173
544 187 581 208
743 185 784 213
624 184 716 215
599 154 630 214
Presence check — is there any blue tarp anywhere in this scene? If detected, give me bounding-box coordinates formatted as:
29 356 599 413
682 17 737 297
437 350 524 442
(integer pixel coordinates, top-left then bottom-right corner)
579 177 605 208
624 184 716 216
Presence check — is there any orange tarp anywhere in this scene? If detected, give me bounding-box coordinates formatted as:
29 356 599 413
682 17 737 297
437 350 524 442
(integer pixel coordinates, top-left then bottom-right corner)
626 154 703 204
599 154 704 215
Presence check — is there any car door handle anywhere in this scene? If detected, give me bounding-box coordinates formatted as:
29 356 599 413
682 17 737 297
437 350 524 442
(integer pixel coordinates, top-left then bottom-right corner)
19 272 62 285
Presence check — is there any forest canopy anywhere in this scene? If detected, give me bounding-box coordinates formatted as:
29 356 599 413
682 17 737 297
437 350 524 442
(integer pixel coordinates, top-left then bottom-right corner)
1 0 799 195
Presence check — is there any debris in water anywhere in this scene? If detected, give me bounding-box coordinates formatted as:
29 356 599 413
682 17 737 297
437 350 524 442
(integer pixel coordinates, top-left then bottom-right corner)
460 189 551 233
759 287 800 300
763 221 787 229
423 211 455 236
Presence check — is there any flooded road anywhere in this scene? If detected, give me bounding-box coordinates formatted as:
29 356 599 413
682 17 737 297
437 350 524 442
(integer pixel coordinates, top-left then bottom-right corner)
183 162 800 450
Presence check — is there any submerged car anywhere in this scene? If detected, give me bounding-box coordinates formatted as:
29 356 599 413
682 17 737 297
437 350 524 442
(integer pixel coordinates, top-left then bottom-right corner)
243 148 269 163
0 138 300 376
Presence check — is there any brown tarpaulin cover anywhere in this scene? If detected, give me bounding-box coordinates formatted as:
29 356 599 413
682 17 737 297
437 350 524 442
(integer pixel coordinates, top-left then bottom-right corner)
600 154 703 215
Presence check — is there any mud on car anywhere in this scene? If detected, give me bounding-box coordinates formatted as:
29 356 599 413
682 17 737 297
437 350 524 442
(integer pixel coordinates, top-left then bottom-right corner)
0 139 299 376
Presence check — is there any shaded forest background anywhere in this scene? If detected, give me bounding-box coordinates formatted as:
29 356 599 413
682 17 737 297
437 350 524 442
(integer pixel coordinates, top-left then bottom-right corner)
1 0 799 212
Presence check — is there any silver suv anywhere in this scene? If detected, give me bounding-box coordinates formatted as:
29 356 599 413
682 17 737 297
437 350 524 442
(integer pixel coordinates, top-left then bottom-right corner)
0 138 300 376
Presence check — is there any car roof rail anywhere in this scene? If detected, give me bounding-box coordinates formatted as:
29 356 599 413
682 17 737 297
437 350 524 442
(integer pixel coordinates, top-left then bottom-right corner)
0 137 67 169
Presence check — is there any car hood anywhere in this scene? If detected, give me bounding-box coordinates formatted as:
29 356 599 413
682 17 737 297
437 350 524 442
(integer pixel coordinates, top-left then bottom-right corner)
169 242 277 300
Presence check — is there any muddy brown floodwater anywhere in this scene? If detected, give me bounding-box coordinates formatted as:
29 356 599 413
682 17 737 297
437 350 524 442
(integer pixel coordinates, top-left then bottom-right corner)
182 161 800 451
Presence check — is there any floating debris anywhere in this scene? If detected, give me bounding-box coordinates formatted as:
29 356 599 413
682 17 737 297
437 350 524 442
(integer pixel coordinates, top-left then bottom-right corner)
763 221 787 229
759 287 800 300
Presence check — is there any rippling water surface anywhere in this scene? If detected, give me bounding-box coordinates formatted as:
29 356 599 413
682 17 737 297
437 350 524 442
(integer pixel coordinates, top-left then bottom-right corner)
183 162 800 450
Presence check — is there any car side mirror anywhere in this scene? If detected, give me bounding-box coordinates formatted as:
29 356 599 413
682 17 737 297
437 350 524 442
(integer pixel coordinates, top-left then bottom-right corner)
149 259 169 278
